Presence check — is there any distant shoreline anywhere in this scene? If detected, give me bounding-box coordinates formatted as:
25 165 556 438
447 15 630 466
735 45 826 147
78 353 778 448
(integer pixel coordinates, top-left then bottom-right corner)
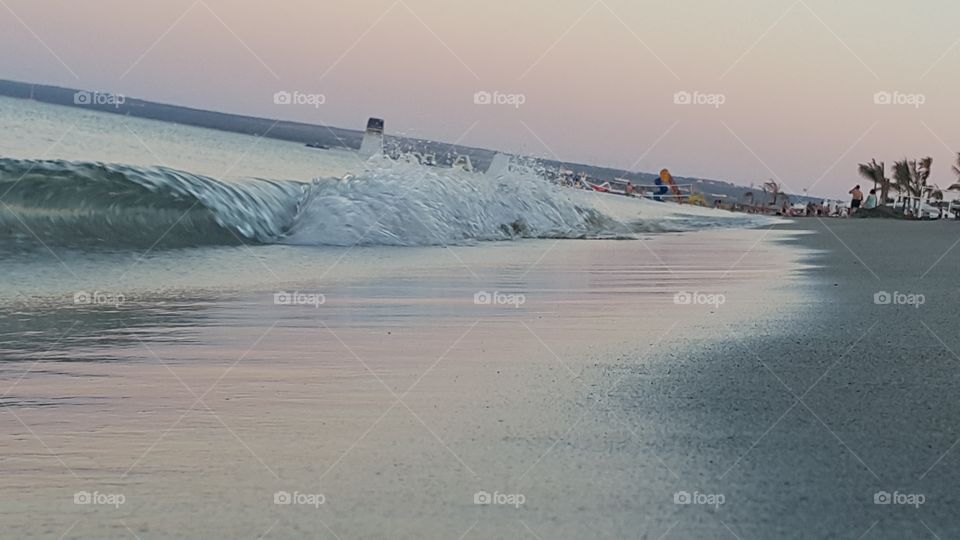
0 79 368 150
0 78 811 203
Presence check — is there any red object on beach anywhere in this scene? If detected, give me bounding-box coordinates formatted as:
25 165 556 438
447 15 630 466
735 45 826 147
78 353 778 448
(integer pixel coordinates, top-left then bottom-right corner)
588 182 609 192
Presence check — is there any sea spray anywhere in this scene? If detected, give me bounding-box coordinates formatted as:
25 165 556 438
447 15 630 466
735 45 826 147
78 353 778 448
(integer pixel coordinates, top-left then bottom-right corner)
0 156 774 249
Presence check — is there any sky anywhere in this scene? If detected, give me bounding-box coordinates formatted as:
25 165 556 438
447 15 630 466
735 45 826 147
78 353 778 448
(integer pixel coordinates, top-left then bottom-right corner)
1 0 959 198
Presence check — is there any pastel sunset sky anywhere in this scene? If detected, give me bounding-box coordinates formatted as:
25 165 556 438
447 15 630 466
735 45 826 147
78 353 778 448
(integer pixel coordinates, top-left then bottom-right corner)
2 0 959 197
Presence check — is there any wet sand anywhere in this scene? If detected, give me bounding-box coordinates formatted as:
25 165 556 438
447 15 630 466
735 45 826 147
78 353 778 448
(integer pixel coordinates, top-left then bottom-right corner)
1 229 809 539
10 219 960 538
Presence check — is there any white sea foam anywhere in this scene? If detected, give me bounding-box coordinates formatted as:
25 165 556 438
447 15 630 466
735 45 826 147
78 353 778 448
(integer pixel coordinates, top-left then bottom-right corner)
0 156 779 248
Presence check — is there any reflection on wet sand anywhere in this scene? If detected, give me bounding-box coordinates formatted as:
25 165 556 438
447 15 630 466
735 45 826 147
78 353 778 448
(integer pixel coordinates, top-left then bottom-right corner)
0 231 808 539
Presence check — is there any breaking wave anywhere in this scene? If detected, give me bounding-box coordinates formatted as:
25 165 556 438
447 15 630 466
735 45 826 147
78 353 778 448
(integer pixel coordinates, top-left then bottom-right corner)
0 157 636 248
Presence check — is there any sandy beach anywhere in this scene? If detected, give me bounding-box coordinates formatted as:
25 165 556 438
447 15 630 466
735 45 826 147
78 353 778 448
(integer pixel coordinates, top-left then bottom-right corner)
617 218 960 539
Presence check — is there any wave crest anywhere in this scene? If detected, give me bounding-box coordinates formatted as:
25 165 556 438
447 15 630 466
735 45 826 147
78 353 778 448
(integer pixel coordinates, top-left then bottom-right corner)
283 157 626 246
0 158 305 247
0 157 629 248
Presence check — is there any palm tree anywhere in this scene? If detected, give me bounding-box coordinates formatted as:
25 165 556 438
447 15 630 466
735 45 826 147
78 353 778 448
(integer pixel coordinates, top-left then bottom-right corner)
858 159 891 204
762 179 781 207
943 156 960 218
893 157 934 216
941 154 960 214
918 156 933 187
892 160 918 214
928 184 946 218
948 153 960 192
917 157 934 215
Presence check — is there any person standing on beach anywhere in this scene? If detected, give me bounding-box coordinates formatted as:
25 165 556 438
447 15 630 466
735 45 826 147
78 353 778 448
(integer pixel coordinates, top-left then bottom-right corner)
849 185 864 214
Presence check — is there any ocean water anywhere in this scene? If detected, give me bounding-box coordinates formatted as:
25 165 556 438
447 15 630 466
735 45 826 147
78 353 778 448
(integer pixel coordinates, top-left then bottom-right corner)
0 96 780 299
0 110 771 247
0 96 811 539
